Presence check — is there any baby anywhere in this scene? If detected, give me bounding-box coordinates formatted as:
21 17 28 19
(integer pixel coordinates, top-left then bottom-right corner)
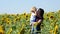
30 7 37 26
30 7 37 34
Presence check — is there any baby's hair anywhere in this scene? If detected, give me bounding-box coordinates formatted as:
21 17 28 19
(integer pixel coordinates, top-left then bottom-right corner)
31 6 37 13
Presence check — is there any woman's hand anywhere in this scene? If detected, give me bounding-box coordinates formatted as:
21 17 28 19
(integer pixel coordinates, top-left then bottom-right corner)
38 19 42 23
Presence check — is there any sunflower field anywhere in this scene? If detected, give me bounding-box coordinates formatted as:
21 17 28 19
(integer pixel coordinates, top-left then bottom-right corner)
0 10 60 34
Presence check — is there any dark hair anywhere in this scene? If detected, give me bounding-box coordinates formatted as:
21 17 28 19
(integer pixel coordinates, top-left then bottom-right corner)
38 8 44 17
36 8 44 19
36 8 44 25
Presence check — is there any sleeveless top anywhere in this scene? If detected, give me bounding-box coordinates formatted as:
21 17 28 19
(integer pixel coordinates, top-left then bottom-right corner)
30 13 36 21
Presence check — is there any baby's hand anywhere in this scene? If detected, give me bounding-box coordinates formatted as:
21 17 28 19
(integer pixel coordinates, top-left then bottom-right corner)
30 23 32 26
33 22 38 26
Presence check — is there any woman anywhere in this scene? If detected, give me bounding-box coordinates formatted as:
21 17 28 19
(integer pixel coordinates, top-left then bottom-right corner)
36 8 44 34
30 7 44 34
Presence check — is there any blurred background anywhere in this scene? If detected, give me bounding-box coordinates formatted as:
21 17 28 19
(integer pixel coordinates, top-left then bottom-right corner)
0 0 60 34
0 0 60 14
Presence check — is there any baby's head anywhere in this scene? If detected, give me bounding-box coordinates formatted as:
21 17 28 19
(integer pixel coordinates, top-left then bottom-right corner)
31 6 37 13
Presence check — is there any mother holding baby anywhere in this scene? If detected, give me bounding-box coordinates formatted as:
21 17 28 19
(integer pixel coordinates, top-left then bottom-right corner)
30 7 44 34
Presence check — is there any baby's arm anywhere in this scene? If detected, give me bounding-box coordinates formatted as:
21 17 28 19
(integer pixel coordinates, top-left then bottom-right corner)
34 11 36 16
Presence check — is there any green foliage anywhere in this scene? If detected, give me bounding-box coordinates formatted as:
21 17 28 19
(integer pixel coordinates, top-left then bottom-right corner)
0 10 60 34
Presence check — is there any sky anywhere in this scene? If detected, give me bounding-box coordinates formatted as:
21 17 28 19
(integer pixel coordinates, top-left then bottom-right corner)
0 0 60 14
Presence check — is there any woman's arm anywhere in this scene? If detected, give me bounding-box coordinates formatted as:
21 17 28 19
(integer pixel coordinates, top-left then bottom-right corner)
37 19 42 24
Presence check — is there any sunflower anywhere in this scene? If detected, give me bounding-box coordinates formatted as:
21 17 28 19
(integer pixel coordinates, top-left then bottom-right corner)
7 28 12 34
18 32 20 34
5 18 11 24
48 12 54 15
20 24 25 34
43 13 49 19
23 12 26 16
53 24 58 34
0 25 4 34
49 15 55 21
1 17 6 21
55 25 58 31
23 12 27 18
26 15 28 20
13 18 17 23
49 30 53 34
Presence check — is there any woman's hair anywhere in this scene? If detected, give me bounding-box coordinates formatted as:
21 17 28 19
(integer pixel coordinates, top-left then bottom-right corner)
36 8 44 18
38 8 44 16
